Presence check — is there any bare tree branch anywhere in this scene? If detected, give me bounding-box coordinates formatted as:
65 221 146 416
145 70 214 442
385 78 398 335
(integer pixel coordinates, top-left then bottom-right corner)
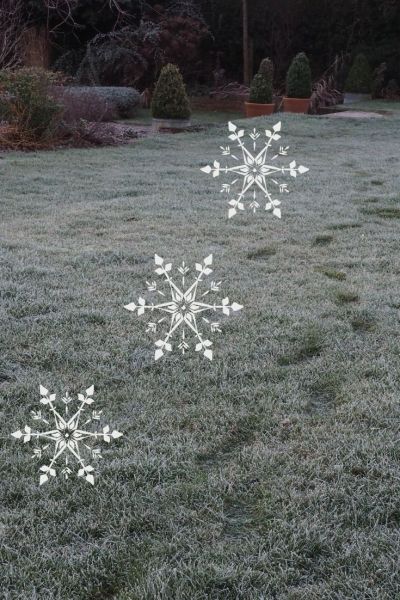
0 0 25 69
44 0 79 33
43 0 132 32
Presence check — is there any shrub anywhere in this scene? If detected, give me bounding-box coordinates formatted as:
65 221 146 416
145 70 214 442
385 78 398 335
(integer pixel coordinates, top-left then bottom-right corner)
286 52 312 98
0 68 62 142
249 73 273 104
50 87 115 123
371 62 387 99
258 57 274 84
52 86 140 120
77 29 148 88
345 53 372 94
151 64 191 119
384 79 400 99
75 16 210 89
53 49 86 77
95 86 140 118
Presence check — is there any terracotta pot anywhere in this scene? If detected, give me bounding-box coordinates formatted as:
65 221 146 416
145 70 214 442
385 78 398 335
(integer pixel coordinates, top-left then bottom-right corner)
283 97 310 114
244 102 275 117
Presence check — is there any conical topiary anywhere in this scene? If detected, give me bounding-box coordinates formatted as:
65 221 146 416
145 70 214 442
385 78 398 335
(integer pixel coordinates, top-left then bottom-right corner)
249 73 273 104
286 52 312 99
345 53 372 94
151 63 191 119
258 57 274 84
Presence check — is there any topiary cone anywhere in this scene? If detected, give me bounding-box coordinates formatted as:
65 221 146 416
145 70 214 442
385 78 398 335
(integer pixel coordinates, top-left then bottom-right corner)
249 73 273 104
286 52 312 99
151 63 191 120
258 58 274 84
345 53 372 94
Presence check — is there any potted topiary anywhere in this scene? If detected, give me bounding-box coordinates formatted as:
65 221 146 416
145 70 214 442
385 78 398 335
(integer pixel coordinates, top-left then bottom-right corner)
344 53 372 104
283 52 312 113
151 63 191 130
258 57 274 83
245 73 274 117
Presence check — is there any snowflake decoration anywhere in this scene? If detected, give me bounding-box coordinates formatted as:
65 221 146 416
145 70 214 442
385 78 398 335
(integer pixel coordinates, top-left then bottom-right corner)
11 385 123 486
201 121 309 219
124 254 243 361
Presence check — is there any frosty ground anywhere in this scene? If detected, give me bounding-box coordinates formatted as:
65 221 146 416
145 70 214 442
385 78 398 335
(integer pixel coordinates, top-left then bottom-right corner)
1 104 400 599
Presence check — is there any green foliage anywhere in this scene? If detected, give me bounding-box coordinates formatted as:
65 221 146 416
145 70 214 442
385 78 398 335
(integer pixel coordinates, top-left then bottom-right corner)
385 78 400 98
258 57 274 83
76 27 151 87
345 53 372 93
371 62 387 99
286 52 312 98
20 1 400 91
61 86 140 118
0 68 61 141
249 73 273 104
151 63 191 119
53 49 86 77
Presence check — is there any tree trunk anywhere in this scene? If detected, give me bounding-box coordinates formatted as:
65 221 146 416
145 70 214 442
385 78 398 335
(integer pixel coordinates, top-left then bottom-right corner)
20 26 50 69
242 0 250 85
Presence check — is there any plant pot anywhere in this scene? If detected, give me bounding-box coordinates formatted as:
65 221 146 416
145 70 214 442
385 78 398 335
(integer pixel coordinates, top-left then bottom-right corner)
152 117 191 131
283 97 310 114
244 102 275 117
343 93 370 105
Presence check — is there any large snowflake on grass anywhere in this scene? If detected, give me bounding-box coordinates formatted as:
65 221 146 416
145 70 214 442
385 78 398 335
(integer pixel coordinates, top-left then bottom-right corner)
11 385 123 486
201 121 309 219
124 254 243 361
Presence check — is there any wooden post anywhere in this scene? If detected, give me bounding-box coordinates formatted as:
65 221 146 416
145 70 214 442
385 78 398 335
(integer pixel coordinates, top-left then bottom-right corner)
242 0 250 86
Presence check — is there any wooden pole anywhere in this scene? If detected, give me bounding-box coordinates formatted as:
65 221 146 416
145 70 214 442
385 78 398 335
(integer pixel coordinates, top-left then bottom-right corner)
242 0 250 85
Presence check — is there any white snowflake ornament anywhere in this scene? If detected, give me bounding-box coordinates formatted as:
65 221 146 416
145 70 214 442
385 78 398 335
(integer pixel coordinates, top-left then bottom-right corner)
124 254 243 361
201 121 309 218
12 385 123 486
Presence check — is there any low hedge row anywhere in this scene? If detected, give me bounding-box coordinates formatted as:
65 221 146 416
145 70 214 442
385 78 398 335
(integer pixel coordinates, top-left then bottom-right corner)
58 86 140 119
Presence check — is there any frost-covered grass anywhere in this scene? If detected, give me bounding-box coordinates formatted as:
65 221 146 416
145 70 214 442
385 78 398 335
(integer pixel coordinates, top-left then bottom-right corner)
124 107 244 125
1 111 400 599
344 98 400 112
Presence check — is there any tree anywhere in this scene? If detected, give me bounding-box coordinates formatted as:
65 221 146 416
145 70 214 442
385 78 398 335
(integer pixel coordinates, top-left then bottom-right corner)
151 63 191 119
286 52 312 98
242 0 250 85
0 0 25 69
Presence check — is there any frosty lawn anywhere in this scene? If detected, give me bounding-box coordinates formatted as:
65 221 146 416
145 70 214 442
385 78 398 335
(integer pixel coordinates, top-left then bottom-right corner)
1 107 400 598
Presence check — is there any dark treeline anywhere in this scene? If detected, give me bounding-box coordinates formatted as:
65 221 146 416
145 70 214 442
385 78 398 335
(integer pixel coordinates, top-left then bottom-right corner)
15 0 400 87
202 0 400 82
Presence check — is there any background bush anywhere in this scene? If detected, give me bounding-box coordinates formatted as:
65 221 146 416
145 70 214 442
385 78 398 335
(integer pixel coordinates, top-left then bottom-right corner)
345 53 372 93
53 86 140 120
258 57 274 84
50 87 114 123
286 52 312 98
151 64 191 120
249 73 273 103
0 68 62 142
7 1 400 93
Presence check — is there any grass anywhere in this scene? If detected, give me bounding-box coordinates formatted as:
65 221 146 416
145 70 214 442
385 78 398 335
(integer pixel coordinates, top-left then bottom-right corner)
125 107 244 127
335 290 360 305
247 245 277 260
341 98 400 113
312 233 334 246
326 222 361 230
1 109 400 598
359 206 400 219
316 267 347 281
351 310 377 332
